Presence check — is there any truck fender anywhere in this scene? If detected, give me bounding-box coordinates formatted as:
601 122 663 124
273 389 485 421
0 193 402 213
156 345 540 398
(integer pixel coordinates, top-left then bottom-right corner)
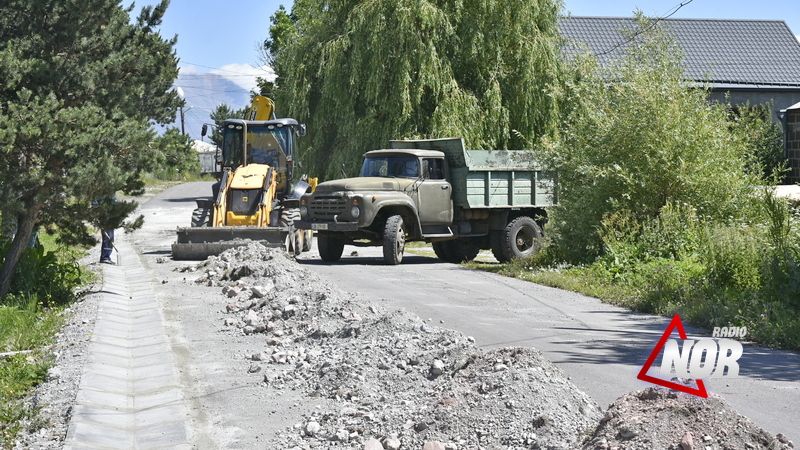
371 199 422 238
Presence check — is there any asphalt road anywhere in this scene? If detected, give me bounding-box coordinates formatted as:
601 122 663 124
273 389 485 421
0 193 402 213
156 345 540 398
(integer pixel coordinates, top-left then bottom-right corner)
143 181 799 438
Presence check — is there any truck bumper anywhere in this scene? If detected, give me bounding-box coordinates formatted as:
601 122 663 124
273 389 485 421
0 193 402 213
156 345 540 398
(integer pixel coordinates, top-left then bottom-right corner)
294 220 359 231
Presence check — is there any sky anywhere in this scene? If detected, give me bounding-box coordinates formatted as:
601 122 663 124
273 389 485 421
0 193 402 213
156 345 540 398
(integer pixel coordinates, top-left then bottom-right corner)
140 0 800 136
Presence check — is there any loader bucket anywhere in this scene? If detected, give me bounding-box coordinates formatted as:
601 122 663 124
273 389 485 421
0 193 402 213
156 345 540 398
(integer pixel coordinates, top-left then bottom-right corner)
172 226 289 260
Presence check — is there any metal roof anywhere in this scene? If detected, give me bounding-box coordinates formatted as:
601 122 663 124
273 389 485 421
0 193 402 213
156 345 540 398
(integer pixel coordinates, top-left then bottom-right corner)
559 17 800 89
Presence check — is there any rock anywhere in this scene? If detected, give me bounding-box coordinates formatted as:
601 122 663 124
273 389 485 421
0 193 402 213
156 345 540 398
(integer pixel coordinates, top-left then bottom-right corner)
226 287 241 298
334 428 349 442
431 359 445 376
680 431 694 450
363 437 383 450
247 363 261 373
422 442 446 450
251 282 275 298
383 436 401 450
251 352 269 361
414 421 429 432
493 363 508 372
304 421 321 437
618 425 638 439
225 302 241 313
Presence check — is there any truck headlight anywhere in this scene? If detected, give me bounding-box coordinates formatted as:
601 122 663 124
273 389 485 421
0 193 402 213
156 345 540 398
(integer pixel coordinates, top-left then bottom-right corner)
300 206 308 218
351 206 360 218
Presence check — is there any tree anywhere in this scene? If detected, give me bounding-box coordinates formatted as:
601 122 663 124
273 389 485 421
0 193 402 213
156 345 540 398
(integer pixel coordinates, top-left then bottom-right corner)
266 0 568 179
209 103 247 147
149 128 199 179
0 0 181 296
541 16 760 263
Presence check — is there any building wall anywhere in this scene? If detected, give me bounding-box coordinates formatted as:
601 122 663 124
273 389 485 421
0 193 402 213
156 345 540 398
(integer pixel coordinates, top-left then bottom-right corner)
786 108 800 184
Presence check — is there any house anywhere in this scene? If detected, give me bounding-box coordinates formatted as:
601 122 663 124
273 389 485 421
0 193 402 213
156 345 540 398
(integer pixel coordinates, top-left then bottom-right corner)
559 17 800 183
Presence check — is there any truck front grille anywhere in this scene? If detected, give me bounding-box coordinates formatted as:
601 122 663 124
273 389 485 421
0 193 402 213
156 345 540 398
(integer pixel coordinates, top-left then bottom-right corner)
309 196 347 220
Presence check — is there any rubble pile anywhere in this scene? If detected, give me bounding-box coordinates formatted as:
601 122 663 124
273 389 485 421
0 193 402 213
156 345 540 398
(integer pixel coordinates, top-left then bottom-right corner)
582 387 794 450
188 244 601 449
185 243 794 450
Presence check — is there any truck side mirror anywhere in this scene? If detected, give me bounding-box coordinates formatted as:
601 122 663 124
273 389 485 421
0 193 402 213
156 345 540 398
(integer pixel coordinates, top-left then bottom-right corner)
297 124 307 137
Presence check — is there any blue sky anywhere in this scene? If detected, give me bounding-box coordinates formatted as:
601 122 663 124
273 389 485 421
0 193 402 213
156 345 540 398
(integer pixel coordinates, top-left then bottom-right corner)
141 0 800 136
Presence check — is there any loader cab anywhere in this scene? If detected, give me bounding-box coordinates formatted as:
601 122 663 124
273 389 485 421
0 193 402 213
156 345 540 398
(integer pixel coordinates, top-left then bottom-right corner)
220 118 304 194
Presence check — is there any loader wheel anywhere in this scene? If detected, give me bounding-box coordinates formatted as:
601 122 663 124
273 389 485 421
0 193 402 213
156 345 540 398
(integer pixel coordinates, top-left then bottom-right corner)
383 215 405 265
191 207 211 227
492 216 542 263
318 233 344 262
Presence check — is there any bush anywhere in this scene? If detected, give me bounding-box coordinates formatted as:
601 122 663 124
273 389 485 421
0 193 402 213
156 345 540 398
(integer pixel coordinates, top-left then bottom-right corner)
0 236 84 308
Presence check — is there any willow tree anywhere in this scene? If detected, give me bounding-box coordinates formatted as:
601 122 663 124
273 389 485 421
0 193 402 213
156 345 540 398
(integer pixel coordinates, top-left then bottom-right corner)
0 0 181 296
265 0 568 179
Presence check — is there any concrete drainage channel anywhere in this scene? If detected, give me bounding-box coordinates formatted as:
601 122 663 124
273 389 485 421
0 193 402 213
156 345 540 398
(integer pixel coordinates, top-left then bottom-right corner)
63 237 191 450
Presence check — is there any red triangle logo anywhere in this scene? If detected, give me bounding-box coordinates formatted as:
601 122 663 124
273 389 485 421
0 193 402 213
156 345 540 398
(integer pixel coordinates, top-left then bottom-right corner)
636 314 708 398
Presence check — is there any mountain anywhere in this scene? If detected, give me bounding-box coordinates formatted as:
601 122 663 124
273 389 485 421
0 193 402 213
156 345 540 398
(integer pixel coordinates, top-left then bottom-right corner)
158 64 274 141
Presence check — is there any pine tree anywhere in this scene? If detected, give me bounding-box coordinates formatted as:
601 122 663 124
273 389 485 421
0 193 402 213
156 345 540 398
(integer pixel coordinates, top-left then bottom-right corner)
0 0 181 295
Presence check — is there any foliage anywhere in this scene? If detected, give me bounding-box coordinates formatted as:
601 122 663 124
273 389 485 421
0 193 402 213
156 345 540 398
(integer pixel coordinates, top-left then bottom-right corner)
729 103 787 181
541 15 760 263
0 0 181 295
209 103 248 147
147 128 200 180
267 0 569 179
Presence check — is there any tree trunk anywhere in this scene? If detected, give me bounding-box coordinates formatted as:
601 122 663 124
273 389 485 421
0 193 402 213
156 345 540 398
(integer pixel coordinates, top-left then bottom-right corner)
0 205 40 297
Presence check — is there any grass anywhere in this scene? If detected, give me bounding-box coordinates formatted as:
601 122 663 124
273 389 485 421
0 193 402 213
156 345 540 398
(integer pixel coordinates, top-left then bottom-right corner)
0 230 86 447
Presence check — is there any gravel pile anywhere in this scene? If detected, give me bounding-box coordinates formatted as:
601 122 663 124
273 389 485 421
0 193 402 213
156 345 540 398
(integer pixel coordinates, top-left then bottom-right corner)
582 386 794 450
189 243 601 449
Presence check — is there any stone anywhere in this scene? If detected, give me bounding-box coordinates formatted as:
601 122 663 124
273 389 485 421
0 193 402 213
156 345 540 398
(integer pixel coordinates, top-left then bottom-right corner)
423 442 446 450
680 431 694 450
226 287 241 298
431 359 445 376
383 436 401 450
304 421 321 436
251 282 275 298
248 363 261 373
363 438 383 450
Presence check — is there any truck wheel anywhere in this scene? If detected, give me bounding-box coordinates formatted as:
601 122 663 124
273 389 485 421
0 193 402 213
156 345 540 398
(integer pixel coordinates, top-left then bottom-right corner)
191 208 211 227
383 215 405 265
432 241 457 263
318 233 344 262
493 216 542 263
433 239 480 263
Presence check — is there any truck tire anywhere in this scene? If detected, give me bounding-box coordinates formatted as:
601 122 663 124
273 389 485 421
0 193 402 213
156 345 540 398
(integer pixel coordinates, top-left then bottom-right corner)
191 207 211 227
383 215 405 265
318 233 344 262
492 216 542 263
433 239 480 263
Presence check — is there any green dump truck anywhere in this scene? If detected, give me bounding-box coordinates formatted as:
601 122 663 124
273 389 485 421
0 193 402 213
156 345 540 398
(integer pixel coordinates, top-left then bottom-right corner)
294 138 556 265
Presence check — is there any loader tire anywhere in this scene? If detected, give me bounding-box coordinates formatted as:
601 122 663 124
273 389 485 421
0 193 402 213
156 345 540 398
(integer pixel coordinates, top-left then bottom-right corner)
383 215 405 265
191 207 211 227
318 233 344 262
280 207 301 228
491 216 542 263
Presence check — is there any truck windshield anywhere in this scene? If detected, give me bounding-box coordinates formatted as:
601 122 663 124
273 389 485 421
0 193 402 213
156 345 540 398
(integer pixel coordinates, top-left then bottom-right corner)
221 124 293 169
360 156 419 178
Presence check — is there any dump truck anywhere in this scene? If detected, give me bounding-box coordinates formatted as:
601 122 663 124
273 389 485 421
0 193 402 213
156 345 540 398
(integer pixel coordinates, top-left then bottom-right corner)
294 137 556 265
171 97 316 260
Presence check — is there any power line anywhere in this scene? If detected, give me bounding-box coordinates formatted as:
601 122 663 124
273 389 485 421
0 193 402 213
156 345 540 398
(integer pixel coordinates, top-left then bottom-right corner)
596 0 694 56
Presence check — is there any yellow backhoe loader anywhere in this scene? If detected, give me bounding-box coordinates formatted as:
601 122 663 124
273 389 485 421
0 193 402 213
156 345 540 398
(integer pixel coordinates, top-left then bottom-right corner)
171 96 317 260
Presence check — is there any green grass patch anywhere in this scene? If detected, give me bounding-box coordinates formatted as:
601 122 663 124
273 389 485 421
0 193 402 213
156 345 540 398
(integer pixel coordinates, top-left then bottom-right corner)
0 299 63 446
0 229 87 446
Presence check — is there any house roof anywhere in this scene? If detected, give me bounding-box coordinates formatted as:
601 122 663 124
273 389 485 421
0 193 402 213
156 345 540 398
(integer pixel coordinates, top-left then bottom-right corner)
559 17 800 90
